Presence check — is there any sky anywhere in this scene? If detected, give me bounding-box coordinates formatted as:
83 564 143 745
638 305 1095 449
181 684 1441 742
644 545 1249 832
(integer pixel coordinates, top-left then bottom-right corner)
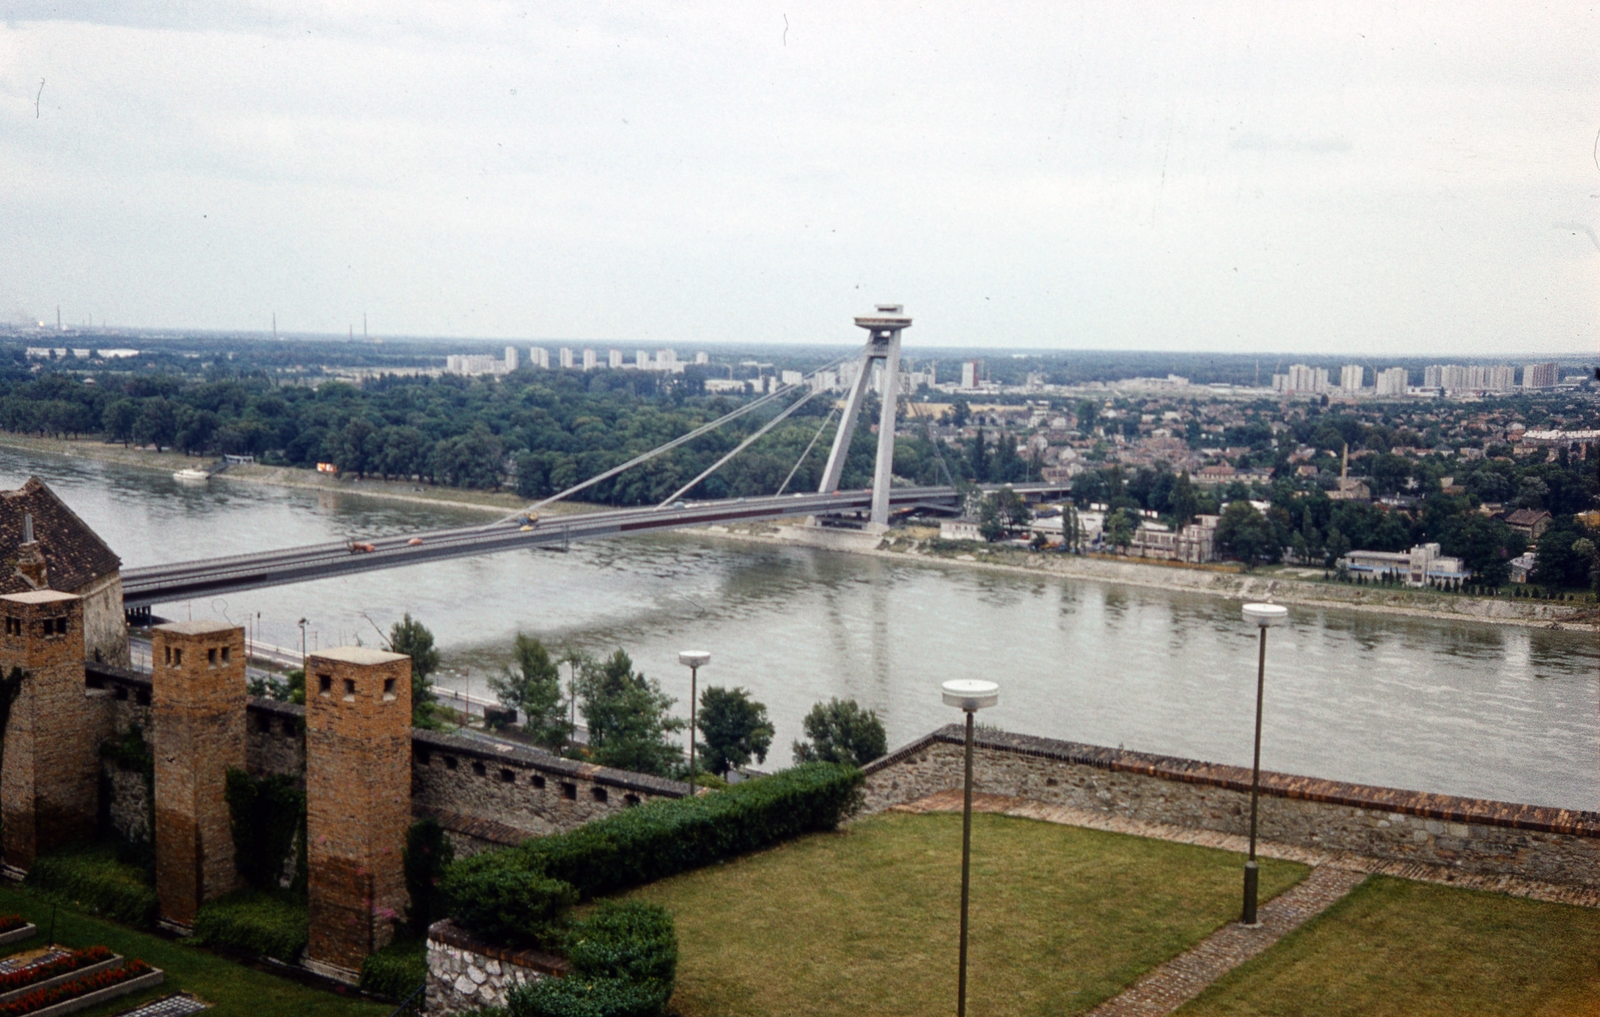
1 1 1596 354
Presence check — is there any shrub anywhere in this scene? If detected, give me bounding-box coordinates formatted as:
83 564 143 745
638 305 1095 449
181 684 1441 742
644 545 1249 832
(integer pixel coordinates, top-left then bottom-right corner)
25 844 157 927
404 818 455 936
358 937 427 1000
563 901 676 988
192 888 308 962
439 866 577 948
508 976 666 1017
516 762 862 899
224 769 305 891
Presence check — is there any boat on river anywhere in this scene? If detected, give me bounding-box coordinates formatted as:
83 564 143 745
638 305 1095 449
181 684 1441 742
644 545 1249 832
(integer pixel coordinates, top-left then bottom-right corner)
172 468 209 482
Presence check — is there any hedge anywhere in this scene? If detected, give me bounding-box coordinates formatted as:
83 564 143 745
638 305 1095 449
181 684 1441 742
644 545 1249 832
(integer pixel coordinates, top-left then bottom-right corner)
192 888 308 962
358 937 427 1001
25 843 158 927
444 762 861 933
507 901 676 1017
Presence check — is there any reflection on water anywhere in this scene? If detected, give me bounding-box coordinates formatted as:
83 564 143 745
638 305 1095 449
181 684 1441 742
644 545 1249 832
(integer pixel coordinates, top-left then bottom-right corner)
4 446 1596 810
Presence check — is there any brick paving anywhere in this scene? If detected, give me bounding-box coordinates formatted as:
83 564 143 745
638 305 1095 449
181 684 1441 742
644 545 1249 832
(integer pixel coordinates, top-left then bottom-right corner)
1082 866 1368 1017
0 947 69 974
893 788 1600 1016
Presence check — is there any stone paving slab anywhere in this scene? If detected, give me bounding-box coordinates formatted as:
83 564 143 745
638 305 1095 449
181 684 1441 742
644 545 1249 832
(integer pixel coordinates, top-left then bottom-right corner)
109 991 209 1016
892 789 1600 909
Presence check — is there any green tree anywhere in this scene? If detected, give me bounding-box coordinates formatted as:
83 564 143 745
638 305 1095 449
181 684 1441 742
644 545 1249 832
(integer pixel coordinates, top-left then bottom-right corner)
1216 501 1280 569
490 634 571 751
1104 507 1137 553
577 650 684 777
1169 471 1198 528
792 698 887 767
695 686 774 777
389 613 440 727
978 497 1007 542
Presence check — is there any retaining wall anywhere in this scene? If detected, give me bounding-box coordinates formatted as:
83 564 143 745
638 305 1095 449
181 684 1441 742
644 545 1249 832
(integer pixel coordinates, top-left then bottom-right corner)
862 726 1600 889
425 919 566 1016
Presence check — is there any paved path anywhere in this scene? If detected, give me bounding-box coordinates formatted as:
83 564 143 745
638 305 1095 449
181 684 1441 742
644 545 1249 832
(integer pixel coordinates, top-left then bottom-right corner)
893 789 1600 1015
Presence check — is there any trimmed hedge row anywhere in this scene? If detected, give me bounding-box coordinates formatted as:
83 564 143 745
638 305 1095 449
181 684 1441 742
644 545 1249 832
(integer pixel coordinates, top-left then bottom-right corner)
507 901 676 1017
444 762 861 941
192 889 308 962
358 937 427 1000
24 844 158 927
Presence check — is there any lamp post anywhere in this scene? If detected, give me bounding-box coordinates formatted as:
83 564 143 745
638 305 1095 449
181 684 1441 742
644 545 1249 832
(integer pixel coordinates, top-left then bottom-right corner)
941 678 999 1017
678 651 711 794
1239 602 1287 926
297 617 308 675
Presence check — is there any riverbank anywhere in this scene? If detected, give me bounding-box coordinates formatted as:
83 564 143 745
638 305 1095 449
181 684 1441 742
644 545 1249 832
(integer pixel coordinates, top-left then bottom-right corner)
5 431 1592 631
702 520 1600 632
0 432 596 517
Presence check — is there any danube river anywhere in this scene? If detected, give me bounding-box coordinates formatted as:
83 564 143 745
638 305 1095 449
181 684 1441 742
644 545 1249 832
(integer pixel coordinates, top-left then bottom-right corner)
4 447 1596 811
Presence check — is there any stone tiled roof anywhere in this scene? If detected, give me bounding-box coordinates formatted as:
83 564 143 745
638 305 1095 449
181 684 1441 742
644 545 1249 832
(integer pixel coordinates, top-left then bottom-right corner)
1504 508 1551 527
0 477 121 595
866 724 1600 839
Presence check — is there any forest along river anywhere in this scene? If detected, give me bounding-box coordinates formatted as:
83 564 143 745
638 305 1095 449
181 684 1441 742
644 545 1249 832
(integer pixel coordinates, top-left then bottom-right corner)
3 446 1596 812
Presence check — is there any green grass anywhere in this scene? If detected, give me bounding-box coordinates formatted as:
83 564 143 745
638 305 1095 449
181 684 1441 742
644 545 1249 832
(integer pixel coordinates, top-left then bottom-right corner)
1179 875 1600 1017
0 882 388 1017
623 810 1308 1017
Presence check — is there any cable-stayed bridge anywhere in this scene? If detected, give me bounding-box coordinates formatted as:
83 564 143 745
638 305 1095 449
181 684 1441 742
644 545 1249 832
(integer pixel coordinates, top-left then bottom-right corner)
122 306 1070 609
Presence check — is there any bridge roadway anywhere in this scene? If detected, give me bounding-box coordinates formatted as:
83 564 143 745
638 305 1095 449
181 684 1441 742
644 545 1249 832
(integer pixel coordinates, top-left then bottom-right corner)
122 483 1068 607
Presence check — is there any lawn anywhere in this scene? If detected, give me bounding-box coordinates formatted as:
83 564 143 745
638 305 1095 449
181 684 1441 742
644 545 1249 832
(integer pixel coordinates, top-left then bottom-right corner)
625 810 1308 1017
1179 875 1600 1017
0 883 389 1017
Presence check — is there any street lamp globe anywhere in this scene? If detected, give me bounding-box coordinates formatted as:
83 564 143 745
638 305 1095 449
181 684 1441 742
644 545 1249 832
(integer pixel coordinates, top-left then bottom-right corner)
1242 603 1288 628
678 650 711 668
942 679 1000 712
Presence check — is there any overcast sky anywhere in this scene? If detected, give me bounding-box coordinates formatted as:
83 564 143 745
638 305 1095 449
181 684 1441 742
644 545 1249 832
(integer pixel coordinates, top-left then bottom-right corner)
2 2 1596 354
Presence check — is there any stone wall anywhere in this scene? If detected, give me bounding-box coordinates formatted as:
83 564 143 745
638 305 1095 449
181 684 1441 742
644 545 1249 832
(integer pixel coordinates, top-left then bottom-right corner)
411 730 683 852
425 919 566 1016
862 726 1600 890
245 698 305 779
103 765 149 847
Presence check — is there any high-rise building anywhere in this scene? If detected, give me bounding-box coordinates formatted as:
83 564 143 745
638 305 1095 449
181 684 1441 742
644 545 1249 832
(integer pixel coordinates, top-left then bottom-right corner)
504 346 519 372
635 350 650 370
1522 362 1558 389
1340 365 1364 391
1424 365 1444 388
1276 364 1328 393
529 347 550 369
655 349 678 371
559 347 574 369
960 361 979 390
694 351 709 365
608 349 624 369
1375 367 1407 396
582 349 598 371
1486 365 1515 392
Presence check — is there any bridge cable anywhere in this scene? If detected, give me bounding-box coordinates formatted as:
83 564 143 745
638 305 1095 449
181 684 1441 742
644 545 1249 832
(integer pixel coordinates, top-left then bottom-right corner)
776 404 838 497
657 386 824 508
500 353 855 523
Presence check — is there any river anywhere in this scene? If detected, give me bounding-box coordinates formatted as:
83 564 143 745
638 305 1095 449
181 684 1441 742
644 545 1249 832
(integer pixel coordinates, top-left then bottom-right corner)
4 446 1595 811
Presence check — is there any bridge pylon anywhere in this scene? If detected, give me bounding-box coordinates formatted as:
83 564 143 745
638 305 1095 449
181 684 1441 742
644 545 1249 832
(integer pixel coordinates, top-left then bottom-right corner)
817 304 911 530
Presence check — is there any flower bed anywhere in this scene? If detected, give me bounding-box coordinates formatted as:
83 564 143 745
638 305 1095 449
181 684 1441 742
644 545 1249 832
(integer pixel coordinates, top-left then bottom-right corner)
0 918 26 935
0 960 156 1017
0 917 35 949
0 948 115 1000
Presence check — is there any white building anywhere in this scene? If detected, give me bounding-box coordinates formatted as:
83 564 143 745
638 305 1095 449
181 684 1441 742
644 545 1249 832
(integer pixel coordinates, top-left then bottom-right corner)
504 347 519 372
940 518 983 541
1339 365 1364 391
1340 543 1471 585
559 347 575 369
1523 362 1558 389
528 347 550 369
1273 364 1330 394
781 370 804 387
582 349 598 371
655 349 679 372
1374 367 1407 396
446 354 504 376
694 351 709 365
609 350 625 369
960 361 979 390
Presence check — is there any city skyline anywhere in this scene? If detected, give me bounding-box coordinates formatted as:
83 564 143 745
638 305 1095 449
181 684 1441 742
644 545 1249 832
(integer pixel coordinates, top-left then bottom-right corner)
2 2 1595 354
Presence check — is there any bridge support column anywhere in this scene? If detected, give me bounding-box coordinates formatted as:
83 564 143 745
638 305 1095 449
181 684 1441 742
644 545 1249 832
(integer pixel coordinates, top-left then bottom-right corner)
818 305 912 533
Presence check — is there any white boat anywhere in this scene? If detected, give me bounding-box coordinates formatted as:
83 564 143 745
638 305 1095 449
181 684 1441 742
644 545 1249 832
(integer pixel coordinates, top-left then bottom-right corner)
172 468 210 482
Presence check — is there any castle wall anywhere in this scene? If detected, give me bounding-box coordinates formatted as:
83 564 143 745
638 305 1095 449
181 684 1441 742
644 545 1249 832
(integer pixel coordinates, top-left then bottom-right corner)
862 726 1600 891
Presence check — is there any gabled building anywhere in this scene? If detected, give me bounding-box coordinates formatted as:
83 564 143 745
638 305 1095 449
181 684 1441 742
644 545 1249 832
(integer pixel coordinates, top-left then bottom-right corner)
1504 509 1552 541
0 477 126 665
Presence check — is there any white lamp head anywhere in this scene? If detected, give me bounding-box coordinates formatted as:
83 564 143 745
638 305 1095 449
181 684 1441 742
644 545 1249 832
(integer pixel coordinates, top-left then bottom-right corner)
1242 603 1288 628
942 679 999 712
678 650 711 668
